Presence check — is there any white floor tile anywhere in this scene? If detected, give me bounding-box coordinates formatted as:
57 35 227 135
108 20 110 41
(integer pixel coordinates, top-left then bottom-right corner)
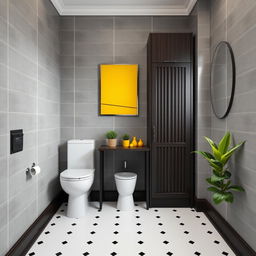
26 202 235 256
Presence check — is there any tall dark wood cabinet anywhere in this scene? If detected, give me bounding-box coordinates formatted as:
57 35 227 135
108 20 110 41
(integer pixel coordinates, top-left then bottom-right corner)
147 33 194 207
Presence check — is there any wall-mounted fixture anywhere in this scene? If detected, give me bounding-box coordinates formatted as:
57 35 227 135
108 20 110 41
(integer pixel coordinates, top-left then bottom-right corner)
26 163 41 176
99 64 139 116
210 41 236 119
10 129 23 154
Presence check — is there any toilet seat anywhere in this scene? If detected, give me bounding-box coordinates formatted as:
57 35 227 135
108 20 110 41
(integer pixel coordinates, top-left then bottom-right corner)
115 172 137 180
61 169 94 181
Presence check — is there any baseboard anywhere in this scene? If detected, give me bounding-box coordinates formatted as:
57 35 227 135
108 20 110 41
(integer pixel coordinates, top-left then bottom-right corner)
6 192 66 256
90 190 146 202
195 198 256 256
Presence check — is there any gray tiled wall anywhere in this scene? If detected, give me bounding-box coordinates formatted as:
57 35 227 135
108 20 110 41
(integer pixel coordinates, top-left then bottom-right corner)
0 0 61 254
210 0 256 250
59 16 192 191
191 0 212 199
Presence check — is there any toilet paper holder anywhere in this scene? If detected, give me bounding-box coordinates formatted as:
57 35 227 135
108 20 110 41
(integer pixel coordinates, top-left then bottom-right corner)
26 163 39 176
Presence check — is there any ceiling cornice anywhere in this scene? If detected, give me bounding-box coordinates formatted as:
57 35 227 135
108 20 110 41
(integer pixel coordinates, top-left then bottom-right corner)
51 0 197 16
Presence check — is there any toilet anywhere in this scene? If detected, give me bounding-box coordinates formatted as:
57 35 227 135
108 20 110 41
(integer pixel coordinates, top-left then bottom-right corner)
114 172 137 211
60 140 95 218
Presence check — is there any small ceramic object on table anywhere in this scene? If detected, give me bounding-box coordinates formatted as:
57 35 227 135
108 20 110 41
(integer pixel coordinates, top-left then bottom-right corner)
138 138 144 147
131 136 138 147
122 134 130 148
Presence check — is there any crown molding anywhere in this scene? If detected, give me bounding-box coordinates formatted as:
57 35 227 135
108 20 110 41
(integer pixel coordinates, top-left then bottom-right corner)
186 0 197 14
51 0 197 16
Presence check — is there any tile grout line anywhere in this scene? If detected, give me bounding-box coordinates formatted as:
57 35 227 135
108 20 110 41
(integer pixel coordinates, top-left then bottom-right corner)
6 0 10 249
112 17 116 180
113 17 116 132
36 0 39 217
73 16 76 139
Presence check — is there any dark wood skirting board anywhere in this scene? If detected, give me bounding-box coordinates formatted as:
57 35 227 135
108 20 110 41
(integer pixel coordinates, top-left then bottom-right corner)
6 192 66 256
195 198 256 256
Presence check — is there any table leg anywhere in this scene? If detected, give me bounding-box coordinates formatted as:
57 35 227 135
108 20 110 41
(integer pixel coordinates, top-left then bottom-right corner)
145 151 149 210
99 151 104 211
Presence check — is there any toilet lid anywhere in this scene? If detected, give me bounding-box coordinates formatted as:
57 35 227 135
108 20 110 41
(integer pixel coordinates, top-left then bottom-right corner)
61 169 94 180
115 172 137 180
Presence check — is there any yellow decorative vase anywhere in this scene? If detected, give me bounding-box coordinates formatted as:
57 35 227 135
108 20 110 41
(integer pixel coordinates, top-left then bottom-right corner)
138 139 144 147
122 140 130 148
131 137 138 147
129 142 134 148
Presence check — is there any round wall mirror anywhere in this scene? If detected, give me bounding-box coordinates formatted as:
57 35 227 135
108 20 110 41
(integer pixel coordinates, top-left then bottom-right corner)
210 41 236 119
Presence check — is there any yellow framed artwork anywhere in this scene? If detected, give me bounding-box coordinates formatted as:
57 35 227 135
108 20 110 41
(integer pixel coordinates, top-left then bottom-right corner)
99 64 139 116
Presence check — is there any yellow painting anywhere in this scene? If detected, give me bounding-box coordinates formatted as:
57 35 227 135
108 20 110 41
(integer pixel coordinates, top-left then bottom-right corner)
100 64 139 116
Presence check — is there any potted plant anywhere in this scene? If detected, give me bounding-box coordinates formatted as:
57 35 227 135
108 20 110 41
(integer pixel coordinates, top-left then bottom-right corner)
106 130 118 148
122 134 130 148
194 132 245 204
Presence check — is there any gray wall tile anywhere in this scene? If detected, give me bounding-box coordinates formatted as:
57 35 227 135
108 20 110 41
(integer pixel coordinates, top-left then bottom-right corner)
209 0 256 251
0 0 61 252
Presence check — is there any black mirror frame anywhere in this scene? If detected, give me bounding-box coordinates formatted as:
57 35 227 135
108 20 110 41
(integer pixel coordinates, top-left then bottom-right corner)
210 41 236 119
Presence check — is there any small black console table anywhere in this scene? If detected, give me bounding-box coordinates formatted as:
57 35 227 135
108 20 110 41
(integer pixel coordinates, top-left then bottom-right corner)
98 145 150 211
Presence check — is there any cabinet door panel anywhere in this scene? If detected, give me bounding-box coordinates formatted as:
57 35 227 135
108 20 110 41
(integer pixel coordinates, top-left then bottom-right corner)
151 33 192 63
150 63 193 206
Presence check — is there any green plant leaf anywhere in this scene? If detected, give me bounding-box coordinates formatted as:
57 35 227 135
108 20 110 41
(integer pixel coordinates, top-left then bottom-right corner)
211 175 225 183
204 136 218 149
213 192 225 204
210 159 223 169
192 151 215 160
206 178 220 187
224 171 231 179
223 180 231 191
223 192 234 203
213 169 223 177
228 185 245 192
221 141 245 164
204 137 222 160
207 187 222 193
218 132 230 155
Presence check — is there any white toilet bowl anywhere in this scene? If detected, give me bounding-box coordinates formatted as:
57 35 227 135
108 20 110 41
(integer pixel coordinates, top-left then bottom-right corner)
114 172 137 211
60 169 94 218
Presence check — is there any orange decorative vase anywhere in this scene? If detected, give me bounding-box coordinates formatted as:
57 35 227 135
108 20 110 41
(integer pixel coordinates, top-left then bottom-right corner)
138 139 144 147
131 136 138 147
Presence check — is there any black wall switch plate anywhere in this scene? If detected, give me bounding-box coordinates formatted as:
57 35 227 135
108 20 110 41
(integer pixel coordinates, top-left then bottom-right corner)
10 129 23 154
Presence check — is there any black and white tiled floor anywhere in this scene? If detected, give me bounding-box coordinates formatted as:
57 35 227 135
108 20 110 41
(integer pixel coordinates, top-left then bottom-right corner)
26 202 235 256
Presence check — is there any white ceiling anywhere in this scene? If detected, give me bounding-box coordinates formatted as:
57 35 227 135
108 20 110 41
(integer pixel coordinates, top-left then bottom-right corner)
51 0 197 16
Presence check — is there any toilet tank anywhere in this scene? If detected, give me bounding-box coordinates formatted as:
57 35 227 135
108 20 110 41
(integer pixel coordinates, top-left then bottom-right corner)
67 140 95 169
